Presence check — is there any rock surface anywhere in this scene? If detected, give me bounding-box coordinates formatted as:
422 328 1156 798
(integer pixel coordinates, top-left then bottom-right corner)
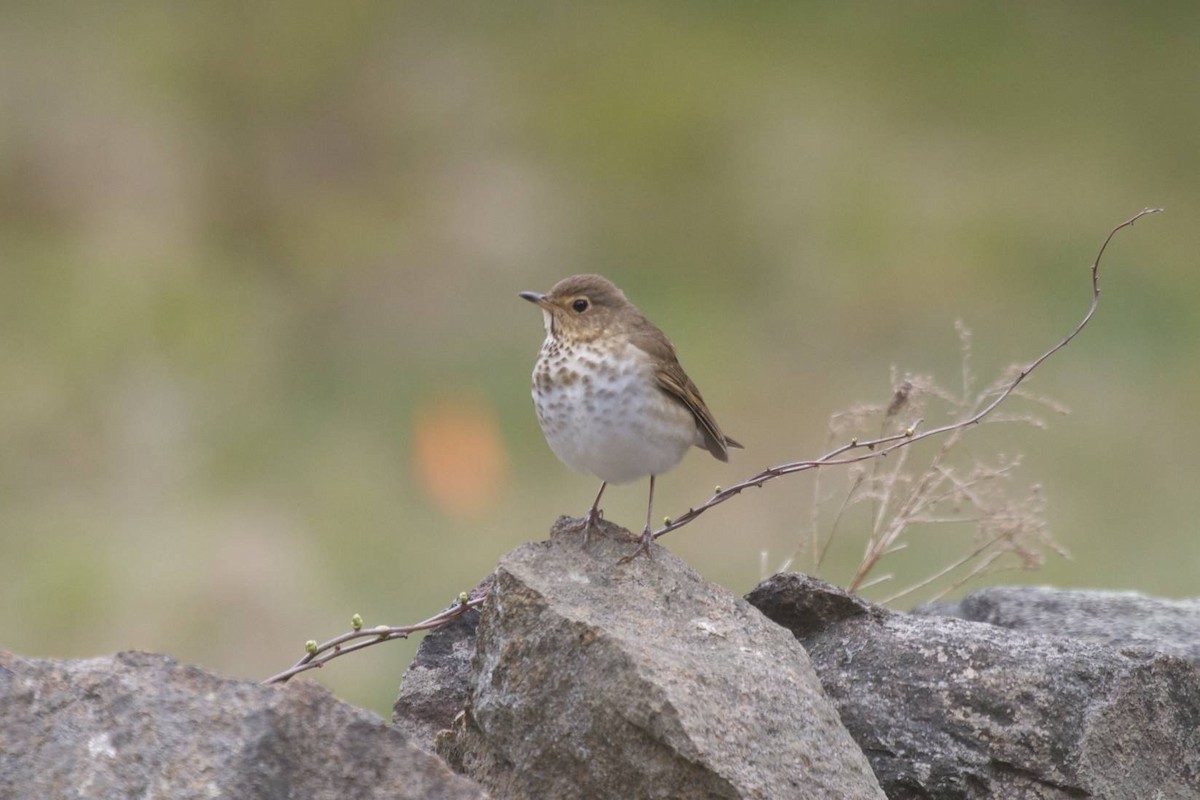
435 517 886 800
915 585 1200 665
0 649 488 800
393 598 485 752
8 542 1197 799
748 573 1200 800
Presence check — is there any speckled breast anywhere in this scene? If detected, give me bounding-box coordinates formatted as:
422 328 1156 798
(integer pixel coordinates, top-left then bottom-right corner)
530 337 698 484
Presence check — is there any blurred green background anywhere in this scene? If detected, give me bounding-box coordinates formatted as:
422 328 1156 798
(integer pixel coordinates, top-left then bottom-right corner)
2 3 1196 716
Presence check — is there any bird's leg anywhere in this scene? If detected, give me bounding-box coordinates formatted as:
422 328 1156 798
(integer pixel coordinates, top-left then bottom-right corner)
620 475 656 564
580 481 607 547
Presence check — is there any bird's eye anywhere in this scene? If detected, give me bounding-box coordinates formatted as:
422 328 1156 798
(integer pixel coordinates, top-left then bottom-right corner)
572 298 589 313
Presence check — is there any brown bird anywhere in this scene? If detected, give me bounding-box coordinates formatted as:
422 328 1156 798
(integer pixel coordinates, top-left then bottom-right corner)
520 274 741 560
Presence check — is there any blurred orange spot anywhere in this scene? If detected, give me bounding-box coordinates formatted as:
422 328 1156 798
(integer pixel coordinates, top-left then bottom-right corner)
412 394 509 520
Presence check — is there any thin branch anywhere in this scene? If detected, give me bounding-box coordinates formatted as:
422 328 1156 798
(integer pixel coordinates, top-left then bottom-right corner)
904 460 1019 520
855 572 894 591
263 594 484 685
956 319 974 404
849 426 964 591
878 538 998 605
870 443 911 540
928 552 1014 602
653 208 1161 544
816 469 864 572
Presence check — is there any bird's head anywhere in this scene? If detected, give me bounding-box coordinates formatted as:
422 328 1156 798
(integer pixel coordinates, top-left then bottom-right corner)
519 274 633 342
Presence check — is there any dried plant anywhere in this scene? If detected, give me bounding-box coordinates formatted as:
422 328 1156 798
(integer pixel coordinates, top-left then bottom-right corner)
771 319 1071 605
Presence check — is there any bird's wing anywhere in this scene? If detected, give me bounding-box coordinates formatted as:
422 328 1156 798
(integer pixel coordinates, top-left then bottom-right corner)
630 327 741 461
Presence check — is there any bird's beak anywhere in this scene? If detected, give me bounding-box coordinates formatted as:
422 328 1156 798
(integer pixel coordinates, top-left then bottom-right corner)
519 291 549 308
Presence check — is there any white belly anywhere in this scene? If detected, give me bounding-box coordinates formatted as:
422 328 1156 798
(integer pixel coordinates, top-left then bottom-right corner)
532 341 699 484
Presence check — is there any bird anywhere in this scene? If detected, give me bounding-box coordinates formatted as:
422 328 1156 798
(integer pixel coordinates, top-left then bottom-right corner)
519 274 741 561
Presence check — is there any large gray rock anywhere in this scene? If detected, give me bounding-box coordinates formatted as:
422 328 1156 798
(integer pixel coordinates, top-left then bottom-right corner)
436 517 886 800
747 574 1200 800
915 585 1200 665
0 649 488 800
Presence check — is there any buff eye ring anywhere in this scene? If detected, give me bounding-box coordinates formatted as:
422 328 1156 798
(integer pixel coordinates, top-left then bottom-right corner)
572 298 589 313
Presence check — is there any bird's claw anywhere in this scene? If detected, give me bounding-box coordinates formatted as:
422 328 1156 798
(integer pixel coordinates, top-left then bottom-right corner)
618 528 655 565
578 507 604 549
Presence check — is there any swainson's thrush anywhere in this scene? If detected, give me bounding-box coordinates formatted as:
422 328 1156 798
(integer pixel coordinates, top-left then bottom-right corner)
520 274 741 560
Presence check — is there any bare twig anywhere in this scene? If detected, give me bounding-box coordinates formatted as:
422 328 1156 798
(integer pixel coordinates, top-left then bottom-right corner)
877 537 997 605
816 467 864 572
653 208 1161 543
263 594 484 685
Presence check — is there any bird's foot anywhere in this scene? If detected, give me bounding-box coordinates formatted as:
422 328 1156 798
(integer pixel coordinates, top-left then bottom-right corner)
618 527 655 565
576 506 604 549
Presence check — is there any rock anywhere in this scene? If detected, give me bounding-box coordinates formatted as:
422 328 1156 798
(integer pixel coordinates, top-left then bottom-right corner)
394 593 486 751
914 585 1200 665
0 649 488 800
438 517 886 800
747 574 1200 800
